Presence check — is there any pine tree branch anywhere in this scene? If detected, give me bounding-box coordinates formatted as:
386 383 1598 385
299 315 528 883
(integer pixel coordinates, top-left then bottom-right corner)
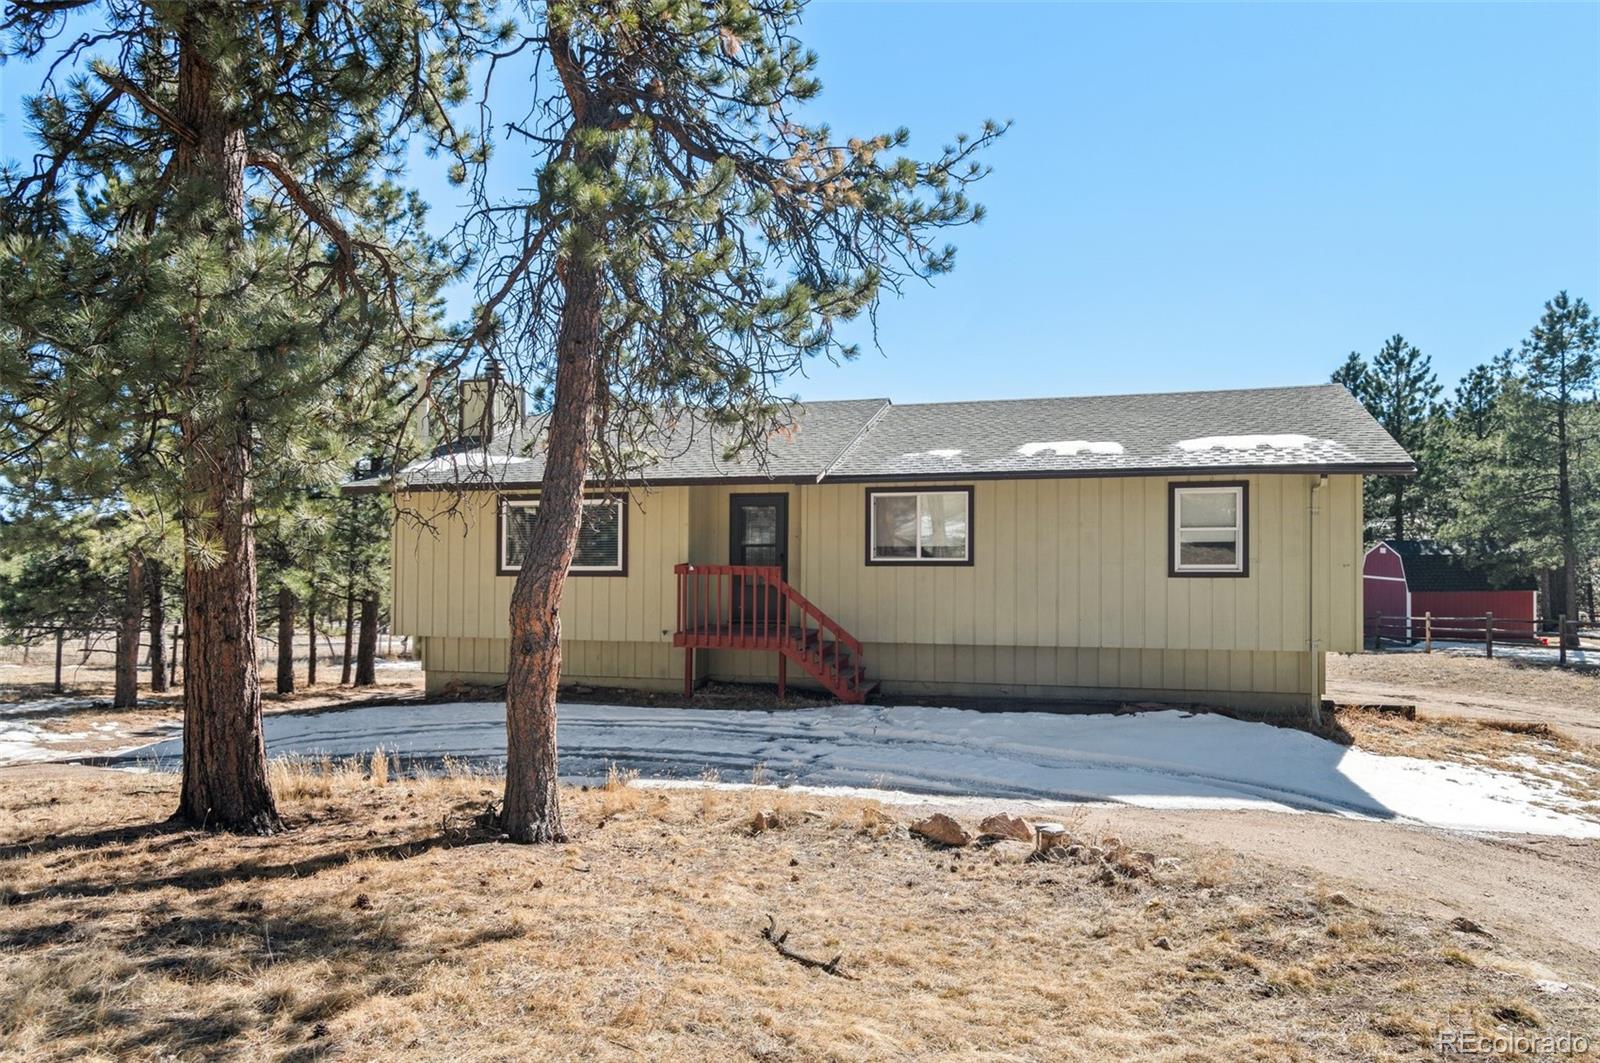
244 149 357 278
8 85 121 208
98 71 197 146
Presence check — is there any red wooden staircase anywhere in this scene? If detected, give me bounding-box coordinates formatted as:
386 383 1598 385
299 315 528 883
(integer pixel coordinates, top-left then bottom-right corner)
673 564 875 703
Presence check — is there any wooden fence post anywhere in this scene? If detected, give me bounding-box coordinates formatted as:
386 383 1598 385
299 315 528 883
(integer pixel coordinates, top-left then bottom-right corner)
1424 612 1433 653
1558 614 1567 668
1485 612 1493 659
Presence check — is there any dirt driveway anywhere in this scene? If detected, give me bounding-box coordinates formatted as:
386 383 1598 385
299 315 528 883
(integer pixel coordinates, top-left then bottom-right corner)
1327 651 1600 743
859 787 1600 979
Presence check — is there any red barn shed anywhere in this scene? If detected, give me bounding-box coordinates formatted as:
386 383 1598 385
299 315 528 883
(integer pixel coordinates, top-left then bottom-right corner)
1362 540 1539 643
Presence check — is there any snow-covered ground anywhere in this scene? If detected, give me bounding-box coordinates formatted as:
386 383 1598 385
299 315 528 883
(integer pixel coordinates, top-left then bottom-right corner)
110 701 1600 838
1381 638 1588 666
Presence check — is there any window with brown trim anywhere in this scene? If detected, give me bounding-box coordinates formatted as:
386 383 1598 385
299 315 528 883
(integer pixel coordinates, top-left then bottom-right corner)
1169 481 1248 577
865 487 974 565
498 496 627 576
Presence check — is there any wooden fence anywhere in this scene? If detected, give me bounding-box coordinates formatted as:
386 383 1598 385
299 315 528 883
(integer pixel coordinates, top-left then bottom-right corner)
1365 612 1583 667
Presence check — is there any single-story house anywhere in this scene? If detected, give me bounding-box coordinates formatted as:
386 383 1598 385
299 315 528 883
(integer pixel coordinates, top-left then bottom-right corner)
346 382 1414 714
1362 539 1539 643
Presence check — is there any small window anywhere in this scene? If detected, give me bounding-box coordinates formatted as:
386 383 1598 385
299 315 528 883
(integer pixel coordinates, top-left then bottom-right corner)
1170 482 1248 576
500 496 626 575
866 488 973 565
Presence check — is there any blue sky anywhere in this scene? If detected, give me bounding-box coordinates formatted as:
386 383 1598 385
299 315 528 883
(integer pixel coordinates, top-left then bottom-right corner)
5 2 1597 403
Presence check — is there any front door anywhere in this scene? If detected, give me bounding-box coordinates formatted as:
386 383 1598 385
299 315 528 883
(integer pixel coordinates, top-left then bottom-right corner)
729 494 787 626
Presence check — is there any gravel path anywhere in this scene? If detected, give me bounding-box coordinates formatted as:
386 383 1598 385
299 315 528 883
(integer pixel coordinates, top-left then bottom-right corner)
1327 651 1600 743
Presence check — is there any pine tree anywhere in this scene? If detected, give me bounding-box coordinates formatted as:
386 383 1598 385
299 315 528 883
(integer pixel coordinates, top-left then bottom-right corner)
1445 294 1599 624
1331 352 1373 405
1452 359 1508 442
2 1 481 831
460 0 1001 843
333 492 392 685
1333 336 1440 540
0 520 117 694
1514 293 1597 624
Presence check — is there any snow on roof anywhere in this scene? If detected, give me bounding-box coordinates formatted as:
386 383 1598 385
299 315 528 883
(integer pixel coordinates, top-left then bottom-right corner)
1016 440 1124 457
345 384 1417 493
1174 434 1317 452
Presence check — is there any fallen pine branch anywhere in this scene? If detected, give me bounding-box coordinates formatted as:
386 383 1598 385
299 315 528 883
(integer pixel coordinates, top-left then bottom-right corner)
762 915 858 980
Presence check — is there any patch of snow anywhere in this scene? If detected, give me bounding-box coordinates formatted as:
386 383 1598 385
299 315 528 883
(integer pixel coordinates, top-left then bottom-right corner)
907 448 963 459
1175 434 1316 452
0 721 92 765
0 696 98 718
113 702 1600 838
1382 639 1588 666
1017 440 1124 457
400 452 525 475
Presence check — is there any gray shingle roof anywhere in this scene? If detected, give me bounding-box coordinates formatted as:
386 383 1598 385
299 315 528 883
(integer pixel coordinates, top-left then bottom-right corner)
345 383 1414 493
826 384 1414 480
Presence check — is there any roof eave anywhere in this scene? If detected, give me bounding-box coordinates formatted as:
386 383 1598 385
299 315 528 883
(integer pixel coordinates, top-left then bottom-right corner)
344 460 1419 494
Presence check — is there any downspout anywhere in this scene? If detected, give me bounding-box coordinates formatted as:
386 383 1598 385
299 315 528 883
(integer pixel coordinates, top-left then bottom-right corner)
1307 474 1327 727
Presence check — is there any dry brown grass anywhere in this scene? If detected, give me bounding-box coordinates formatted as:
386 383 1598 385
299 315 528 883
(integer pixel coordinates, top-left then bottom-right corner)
1 765 1596 1061
1328 650 1600 711
1335 707 1600 805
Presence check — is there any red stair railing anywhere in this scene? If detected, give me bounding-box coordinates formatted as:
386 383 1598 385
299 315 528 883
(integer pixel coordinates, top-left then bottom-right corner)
673 563 869 702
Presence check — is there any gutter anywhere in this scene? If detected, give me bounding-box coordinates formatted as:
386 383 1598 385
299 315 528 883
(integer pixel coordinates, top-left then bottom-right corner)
340 459 1418 496
815 399 892 484
1307 473 1327 725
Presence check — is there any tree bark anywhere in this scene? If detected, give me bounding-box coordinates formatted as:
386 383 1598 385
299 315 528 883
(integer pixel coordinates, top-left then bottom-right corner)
341 591 355 685
114 553 143 709
53 629 64 695
147 559 168 693
497 26 623 844
276 585 295 694
171 11 280 833
1554 400 1580 647
306 591 318 686
501 252 607 844
355 592 379 686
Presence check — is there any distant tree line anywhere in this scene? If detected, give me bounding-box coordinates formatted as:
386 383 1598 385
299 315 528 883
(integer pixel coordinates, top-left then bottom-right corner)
0 483 395 699
1334 291 1598 624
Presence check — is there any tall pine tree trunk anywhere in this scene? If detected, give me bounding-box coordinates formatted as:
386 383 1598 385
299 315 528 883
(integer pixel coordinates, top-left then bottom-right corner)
276 586 295 694
147 559 168 693
355 592 379 686
306 590 318 686
53 629 65 695
341 591 355 685
501 250 606 844
172 13 279 832
114 553 143 709
1553 400 1579 645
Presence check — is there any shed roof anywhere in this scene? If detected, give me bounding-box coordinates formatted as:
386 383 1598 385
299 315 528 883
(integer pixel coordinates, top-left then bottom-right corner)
345 382 1415 493
1382 540 1538 593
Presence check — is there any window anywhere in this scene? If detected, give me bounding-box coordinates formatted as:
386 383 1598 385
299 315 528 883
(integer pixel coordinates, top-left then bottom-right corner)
866 488 973 565
499 496 626 575
1169 482 1248 576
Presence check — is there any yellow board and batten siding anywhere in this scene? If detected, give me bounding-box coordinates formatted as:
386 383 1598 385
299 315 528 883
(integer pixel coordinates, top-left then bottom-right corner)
391 472 1363 709
392 489 691 691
